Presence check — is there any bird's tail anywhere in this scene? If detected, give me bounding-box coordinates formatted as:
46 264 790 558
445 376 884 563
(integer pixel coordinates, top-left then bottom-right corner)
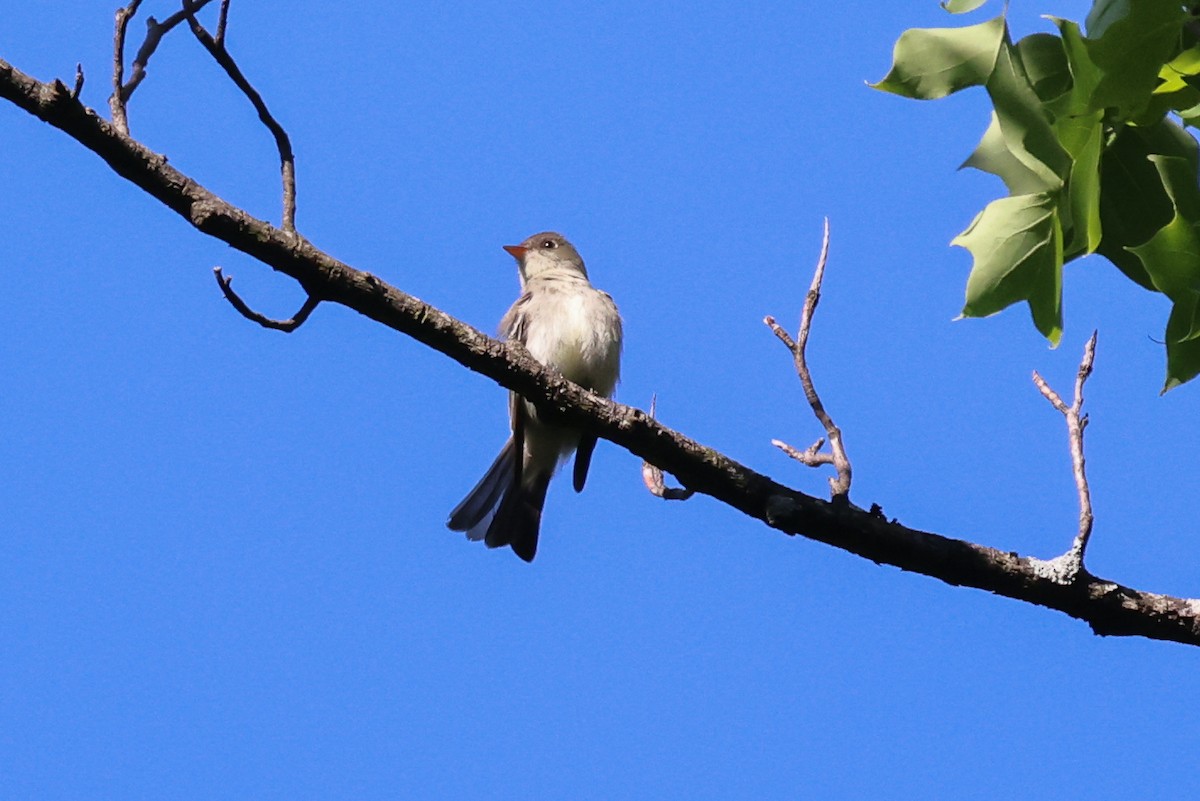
484 471 550 562
447 439 514 533
446 440 550 562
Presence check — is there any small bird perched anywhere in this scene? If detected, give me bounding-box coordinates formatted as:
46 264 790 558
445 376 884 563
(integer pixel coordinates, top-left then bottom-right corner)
447 232 623 562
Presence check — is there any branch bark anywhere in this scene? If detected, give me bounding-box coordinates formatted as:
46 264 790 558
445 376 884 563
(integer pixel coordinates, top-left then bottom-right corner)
3 58 1200 647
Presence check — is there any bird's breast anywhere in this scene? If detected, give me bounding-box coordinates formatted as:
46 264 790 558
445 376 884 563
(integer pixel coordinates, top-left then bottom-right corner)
524 289 621 395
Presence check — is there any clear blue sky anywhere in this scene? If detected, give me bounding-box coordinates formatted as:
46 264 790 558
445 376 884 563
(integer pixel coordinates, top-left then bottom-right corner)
3 1 1197 798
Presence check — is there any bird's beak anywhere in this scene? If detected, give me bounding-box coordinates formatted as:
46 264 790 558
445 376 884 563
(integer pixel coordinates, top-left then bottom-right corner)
503 245 527 260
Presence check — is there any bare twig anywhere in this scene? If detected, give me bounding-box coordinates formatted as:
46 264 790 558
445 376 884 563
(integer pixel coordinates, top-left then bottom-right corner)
109 0 218 131
641 395 695 501
71 63 84 100
765 218 852 500
182 0 297 231
771 436 832 467
126 2 217 99
110 1 142 133
1032 331 1098 579
213 267 319 332
216 0 232 46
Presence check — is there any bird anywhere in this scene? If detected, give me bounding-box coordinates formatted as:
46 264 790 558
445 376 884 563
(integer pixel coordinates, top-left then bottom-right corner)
447 232 623 562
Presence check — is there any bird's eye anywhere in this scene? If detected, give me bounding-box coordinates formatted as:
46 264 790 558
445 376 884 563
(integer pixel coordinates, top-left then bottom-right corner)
541 239 557 249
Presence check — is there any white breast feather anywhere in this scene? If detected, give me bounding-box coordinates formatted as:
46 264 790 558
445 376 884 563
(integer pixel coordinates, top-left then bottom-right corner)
524 290 619 393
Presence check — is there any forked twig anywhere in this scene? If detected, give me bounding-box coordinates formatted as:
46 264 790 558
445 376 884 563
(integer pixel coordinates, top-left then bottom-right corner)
1032 331 1098 579
765 218 852 500
182 0 297 231
110 1 142 133
109 0 218 132
641 395 695 501
107 3 310 329
213 267 318 332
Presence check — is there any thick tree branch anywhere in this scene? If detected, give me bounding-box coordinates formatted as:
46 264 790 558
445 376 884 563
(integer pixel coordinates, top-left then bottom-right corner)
3 58 1200 647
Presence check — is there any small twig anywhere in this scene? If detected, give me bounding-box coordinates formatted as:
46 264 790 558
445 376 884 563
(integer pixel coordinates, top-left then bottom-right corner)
126 2 216 100
770 437 833 467
71 63 84 100
109 0 217 131
182 0 297 231
110 1 142 133
641 395 695 501
1032 331 1098 578
765 218 852 500
213 267 319 332
215 0 232 46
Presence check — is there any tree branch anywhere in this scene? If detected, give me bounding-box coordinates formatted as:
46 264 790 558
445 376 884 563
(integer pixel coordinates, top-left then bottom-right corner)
213 267 319 332
1032 331 1098 580
182 0 297 231
3 58 1200 647
765 218 852 499
110 0 218 132
110 0 142 134
215 0 232 47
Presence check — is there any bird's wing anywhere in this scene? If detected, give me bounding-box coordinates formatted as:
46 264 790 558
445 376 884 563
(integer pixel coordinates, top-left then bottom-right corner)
509 390 526 490
500 291 532 343
502 291 534 490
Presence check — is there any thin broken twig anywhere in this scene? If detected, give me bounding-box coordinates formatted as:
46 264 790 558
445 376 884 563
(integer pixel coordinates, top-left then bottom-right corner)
213 267 319 332
641 395 695 501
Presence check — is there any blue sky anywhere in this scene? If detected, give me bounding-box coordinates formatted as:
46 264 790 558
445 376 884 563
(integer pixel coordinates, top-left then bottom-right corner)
4 1 1198 798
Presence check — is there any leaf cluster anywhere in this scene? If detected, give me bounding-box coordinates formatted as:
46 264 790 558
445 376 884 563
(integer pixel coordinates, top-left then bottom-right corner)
875 0 1200 390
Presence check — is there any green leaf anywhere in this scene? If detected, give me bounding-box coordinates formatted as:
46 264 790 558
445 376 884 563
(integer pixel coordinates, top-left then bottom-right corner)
1085 0 1187 119
954 192 1064 344
1128 155 1200 300
1154 46 1200 94
1180 100 1200 126
1015 33 1071 102
984 37 1070 191
1046 19 1102 118
1025 20 1104 255
1061 119 1104 257
1132 210 1200 297
1164 332 1200 392
941 0 990 13
1085 0 1130 38
961 112 1048 195
871 15 1006 100
1134 84 1200 126
1095 122 1199 289
1166 293 1200 343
